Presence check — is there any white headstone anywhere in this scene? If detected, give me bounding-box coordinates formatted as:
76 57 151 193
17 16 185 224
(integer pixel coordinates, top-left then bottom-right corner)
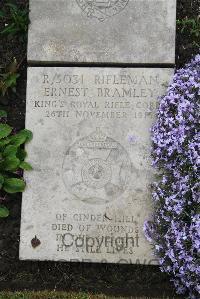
20 67 173 264
28 0 176 64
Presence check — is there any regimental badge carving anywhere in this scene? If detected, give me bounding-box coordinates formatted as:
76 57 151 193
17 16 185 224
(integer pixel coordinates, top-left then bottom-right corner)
76 0 129 22
62 128 132 205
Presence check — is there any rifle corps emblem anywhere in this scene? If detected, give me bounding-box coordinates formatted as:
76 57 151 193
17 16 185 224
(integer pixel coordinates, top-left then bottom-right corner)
62 128 132 205
76 0 129 21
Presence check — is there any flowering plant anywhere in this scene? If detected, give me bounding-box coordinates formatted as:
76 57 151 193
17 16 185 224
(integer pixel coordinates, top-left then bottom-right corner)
0 111 33 218
144 55 200 299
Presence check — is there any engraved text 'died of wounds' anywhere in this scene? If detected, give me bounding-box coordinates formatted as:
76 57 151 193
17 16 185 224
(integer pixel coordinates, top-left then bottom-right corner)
62 129 132 204
76 0 129 21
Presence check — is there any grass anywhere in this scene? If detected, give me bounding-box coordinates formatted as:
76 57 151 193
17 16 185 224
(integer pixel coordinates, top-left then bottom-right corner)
0 292 90 299
0 2 28 40
0 292 179 299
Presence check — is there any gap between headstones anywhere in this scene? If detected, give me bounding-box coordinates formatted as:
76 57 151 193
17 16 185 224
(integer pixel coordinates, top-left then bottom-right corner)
27 62 175 69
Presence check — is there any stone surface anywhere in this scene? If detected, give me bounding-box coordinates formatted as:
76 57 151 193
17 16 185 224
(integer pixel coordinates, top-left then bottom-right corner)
20 67 173 264
28 0 176 64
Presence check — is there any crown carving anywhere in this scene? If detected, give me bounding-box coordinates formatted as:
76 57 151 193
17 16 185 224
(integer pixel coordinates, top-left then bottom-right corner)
88 128 107 142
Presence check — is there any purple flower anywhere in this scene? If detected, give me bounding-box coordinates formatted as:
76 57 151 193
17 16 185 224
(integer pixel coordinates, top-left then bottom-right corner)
144 55 200 299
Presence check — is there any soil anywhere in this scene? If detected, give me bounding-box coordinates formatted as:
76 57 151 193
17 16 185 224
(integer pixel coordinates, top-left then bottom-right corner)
0 0 199 297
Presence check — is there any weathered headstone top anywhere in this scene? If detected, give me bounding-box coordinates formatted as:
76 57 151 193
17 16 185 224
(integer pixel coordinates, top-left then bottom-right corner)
20 67 173 263
28 0 176 64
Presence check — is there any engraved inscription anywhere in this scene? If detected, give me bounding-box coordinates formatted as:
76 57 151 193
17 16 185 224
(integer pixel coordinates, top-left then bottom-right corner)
62 128 132 204
52 212 144 260
76 0 129 21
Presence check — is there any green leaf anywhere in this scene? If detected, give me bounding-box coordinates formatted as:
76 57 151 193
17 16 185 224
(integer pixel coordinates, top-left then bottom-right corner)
0 138 11 148
4 73 20 88
10 129 33 146
10 134 26 146
0 174 4 188
21 129 33 143
0 124 12 139
0 205 9 218
6 3 18 10
1 156 20 171
3 178 26 193
3 145 18 157
1 24 17 35
20 161 32 170
0 10 5 18
17 148 27 161
0 110 7 118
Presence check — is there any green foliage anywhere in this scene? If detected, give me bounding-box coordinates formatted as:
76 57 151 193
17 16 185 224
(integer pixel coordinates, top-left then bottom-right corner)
0 292 100 299
19 161 33 171
3 178 26 194
0 292 181 299
0 59 20 96
0 2 29 39
0 116 33 218
0 110 7 118
0 205 9 218
0 124 12 139
177 17 200 47
0 2 27 96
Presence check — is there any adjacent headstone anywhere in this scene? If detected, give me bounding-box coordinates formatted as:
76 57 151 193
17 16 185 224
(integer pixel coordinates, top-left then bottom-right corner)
20 67 173 263
28 0 176 64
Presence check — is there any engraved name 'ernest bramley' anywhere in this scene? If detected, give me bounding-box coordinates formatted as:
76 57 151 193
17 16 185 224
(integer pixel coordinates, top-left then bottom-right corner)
20 67 173 264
